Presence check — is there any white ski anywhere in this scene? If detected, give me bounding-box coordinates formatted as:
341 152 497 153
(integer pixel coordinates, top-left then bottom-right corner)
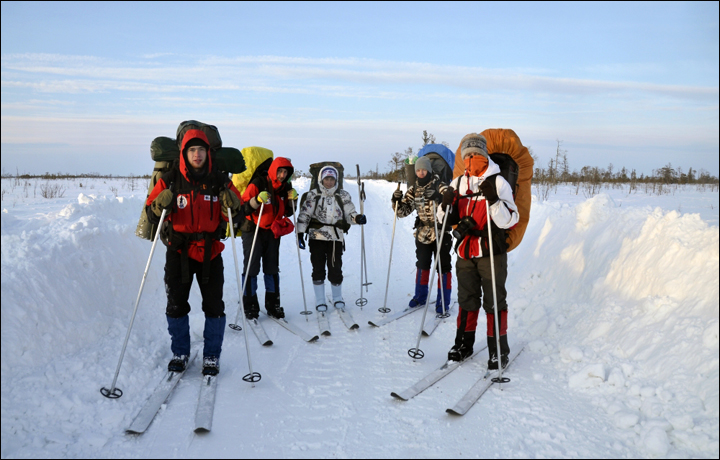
247 318 273 346
262 312 319 342
368 304 423 327
126 351 198 435
317 307 331 336
328 295 359 330
194 374 218 433
390 347 485 401
422 302 455 337
446 345 525 416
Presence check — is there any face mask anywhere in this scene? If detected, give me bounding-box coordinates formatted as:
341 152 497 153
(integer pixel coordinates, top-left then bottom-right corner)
464 155 488 177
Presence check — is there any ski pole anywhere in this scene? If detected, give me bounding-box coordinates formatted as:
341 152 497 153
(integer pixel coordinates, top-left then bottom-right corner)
433 197 450 318
407 202 450 360
356 165 368 307
380 181 401 314
230 203 265 331
361 182 370 293
486 193 508 387
290 199 312 318
101 207 168 399
227 205 261 385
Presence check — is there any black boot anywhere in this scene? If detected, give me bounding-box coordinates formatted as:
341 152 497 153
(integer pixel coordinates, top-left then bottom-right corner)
487 336 499 370
448 330 474 361
500 334 510 369
265 291 285 319
243 295 260 320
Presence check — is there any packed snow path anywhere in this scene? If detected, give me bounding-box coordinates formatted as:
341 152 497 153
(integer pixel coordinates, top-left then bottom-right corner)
2 178 718 458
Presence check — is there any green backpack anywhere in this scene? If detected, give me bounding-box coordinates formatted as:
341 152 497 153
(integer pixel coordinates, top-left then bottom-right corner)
135 121 245 240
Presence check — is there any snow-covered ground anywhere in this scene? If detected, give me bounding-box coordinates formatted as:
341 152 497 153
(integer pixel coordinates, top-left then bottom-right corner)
1 176 718 459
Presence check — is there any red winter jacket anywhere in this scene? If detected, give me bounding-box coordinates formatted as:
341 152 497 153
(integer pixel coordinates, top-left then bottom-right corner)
146 129 242 262
241 157 294 230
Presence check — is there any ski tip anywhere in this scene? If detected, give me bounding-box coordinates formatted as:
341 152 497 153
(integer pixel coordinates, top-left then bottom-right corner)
368 321 379 327
125 428 144 435
321 331 331 336
390 392 408 401
262 340 273 346
446 408 463 416
350 324 360 330
194 427 210 434
308 335 320 342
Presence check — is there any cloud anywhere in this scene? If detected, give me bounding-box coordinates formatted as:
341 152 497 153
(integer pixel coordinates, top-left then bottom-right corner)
2 53 717 101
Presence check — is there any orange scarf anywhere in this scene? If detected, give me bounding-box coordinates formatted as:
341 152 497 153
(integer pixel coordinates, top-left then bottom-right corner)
464 155 488 177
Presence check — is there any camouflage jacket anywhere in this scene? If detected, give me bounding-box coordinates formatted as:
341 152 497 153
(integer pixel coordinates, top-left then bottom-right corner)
394 174 449 244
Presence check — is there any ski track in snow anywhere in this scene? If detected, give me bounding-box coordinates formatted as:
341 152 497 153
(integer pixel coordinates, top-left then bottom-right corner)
1 178 718 458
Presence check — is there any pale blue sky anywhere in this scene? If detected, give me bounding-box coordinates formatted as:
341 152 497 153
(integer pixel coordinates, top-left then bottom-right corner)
2 1 718 176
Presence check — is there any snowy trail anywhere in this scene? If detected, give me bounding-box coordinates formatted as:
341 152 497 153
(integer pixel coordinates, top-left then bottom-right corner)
2 178 718 458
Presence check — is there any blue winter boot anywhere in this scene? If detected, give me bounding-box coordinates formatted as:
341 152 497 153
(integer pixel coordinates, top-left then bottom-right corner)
203 315 226 359
408 269 429 308
435 271 452 314
167 315 190 372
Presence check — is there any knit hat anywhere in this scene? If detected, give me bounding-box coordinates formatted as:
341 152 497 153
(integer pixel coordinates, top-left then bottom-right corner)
183 137 209 154
414 156 432 173
460 133 488 159
320 167 337 181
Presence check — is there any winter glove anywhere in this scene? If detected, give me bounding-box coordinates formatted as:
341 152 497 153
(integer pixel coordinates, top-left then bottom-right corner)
151 189 174 216
297 232 306 250
391 189 403 203
441 187 455 211
288 189 298 201
354 214 367 225
220 189 241 211
479 178 499 205
424 188 442 202
257 191 271 204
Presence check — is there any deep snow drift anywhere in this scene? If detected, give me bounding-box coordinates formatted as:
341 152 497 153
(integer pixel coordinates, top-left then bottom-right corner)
1 177 718 459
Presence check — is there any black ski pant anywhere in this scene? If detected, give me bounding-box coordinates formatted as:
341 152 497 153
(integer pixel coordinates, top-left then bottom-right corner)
416 232 453 274
241 227 280 279
456 253 508 314
164 248 225 318
309 239 343 285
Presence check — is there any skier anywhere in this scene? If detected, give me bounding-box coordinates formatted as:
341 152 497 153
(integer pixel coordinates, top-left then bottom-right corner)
391 155 452 313
146 129 243 376
239 156 298 320
438 133 519 368
296 165 367 310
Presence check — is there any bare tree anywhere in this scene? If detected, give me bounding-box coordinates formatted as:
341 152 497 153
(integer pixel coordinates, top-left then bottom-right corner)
421 130 436 147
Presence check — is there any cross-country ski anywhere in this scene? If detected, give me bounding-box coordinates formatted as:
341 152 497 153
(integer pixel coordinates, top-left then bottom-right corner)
390 347 486 401
262 312 319 342
446 345 525 416
125 352 198 435
194 374 218 433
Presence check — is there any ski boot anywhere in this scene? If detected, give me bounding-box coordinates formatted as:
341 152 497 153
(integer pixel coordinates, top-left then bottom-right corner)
487 335 510 370
168 354 189 373
265 291 285 319
448 329 474 361
243 295 260 320
202 356 220 376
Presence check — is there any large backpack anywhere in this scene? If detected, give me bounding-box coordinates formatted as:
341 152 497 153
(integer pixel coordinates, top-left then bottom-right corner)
299 161 349 233
452 129 533 252
226 147 274 237
135 120 245 241
405 144 455 188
